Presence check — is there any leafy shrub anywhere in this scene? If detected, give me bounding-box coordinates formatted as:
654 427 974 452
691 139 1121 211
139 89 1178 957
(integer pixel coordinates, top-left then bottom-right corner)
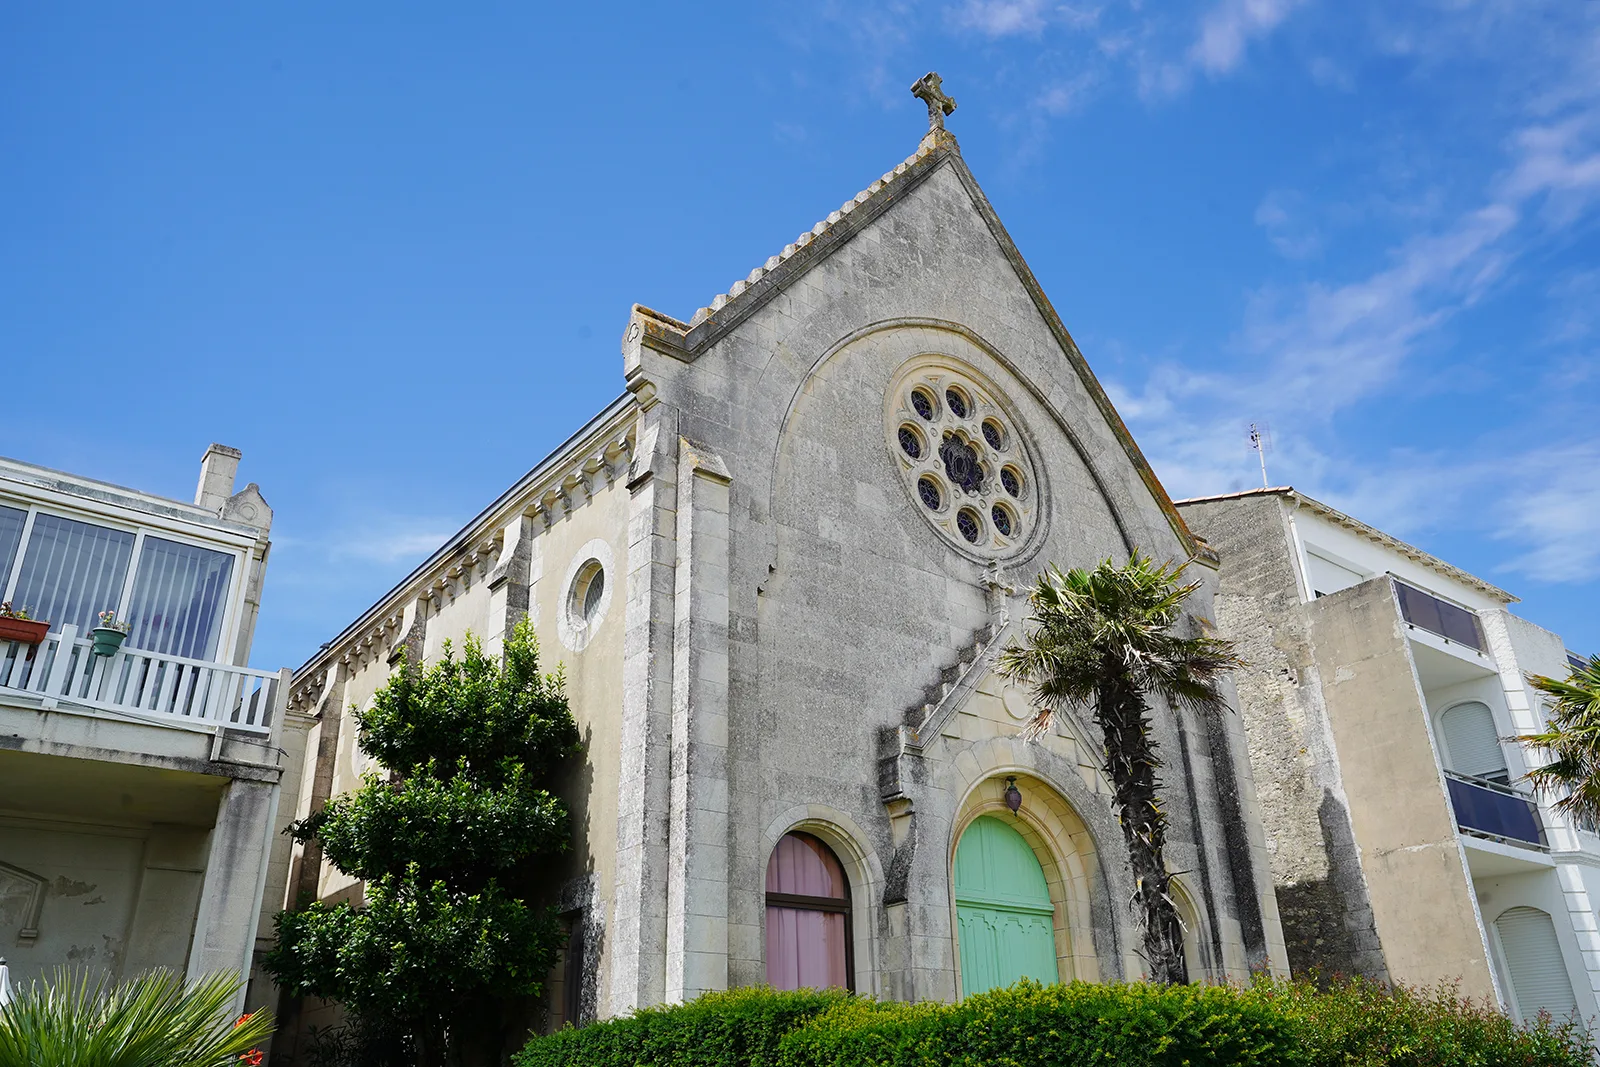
514 986 849 1067
1241 976 1595 1067
514 979 1595 1067
779 981 1300 1067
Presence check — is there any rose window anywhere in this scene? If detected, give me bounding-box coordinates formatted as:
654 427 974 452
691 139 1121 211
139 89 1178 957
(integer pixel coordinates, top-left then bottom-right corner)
886 362 1039 556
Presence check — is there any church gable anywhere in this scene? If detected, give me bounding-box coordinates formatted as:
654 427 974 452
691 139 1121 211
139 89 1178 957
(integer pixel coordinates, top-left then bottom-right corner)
621 129 1205 568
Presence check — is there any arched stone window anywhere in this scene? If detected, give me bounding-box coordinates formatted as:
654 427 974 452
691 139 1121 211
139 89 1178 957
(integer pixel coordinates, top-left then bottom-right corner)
1440 701 1508 783
765 833 853 991
1495 906 1577 1023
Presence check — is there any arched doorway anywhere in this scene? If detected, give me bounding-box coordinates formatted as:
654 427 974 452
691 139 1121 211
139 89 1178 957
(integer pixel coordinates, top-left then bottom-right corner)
765 832 853 991
953 815 1058 995
1495 906 1578 1023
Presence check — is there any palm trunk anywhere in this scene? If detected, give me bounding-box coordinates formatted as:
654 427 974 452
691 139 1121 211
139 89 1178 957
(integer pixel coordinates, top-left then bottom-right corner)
1096 670 1188 984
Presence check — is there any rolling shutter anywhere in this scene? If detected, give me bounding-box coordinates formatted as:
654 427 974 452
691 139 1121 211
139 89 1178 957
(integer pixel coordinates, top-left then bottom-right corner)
1441 702 1507 781
1496 907 1578 1023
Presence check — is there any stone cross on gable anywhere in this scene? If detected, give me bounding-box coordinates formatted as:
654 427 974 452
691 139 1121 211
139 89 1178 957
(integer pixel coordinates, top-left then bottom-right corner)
911 72 957 132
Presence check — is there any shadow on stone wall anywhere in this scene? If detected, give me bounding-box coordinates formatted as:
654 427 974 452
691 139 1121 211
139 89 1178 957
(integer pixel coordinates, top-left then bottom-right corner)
1274 789 1389 986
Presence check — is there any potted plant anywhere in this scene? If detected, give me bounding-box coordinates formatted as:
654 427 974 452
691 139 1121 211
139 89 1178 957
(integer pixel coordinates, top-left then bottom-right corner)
91 609 132 657
0 602 49 647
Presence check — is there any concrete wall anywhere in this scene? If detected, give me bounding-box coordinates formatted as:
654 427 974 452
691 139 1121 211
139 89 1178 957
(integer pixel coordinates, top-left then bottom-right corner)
1178 494 1387 980
0 748 223 988
1304 578 1495 997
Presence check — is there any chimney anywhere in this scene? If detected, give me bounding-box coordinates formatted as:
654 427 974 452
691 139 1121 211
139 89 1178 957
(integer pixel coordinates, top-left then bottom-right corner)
195 443 243 512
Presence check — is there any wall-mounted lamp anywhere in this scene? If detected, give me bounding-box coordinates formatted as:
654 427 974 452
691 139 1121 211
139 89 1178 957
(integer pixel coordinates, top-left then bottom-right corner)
1003 776 1022 815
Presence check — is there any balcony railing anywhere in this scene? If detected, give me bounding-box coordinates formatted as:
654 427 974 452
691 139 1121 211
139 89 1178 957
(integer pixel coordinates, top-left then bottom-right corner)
0 624 276 735
1394 579 1485 652
1446 771 1547 848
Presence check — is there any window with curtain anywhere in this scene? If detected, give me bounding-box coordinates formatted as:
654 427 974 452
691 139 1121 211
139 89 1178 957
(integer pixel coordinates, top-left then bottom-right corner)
0 506 25 593
9 514 134 634
765 832 852 991
124 536 235 660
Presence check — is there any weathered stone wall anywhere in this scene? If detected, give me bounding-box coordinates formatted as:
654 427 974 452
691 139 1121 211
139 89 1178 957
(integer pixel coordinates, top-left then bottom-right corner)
1178 494 1387 980
612 146 1287 1006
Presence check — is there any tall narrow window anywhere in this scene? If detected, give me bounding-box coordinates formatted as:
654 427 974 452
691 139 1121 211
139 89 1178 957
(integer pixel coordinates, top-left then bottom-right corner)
0 505 25 592
124 537 235 660
765 833 852 991
1496 907 1578 1024
11 514 133 634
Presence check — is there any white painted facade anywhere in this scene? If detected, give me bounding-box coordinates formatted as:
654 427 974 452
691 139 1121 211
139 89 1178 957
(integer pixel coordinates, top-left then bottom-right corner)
0 448 307 1017
1184 487 1597 1024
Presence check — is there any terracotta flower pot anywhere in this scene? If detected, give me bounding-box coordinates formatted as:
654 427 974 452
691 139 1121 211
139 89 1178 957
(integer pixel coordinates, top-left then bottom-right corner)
0 617 49 646
91 627 128 657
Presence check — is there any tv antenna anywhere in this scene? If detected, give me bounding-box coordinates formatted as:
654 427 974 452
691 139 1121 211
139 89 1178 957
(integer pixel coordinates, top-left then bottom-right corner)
1248 423 1272 488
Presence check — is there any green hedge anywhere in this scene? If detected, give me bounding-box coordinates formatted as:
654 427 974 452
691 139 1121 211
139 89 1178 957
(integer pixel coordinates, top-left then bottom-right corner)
515 986 850 1067
514 979 1595 1067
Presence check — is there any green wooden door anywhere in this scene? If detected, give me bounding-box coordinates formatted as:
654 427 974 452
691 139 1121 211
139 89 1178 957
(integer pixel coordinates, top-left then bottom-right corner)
954 815 1058 995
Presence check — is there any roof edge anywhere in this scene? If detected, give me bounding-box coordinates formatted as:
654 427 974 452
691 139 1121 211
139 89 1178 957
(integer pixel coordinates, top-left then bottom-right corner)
1176 486 1519 604
292 392 638 682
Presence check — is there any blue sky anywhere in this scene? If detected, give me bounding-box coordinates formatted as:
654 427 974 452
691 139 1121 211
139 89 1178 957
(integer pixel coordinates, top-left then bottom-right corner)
3 2 1596 670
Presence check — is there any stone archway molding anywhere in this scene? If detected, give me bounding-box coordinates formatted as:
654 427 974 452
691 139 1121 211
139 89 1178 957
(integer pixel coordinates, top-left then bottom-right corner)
759 804 888 997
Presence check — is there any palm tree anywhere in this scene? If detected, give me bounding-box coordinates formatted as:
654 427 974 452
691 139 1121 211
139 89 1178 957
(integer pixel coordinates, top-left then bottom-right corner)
998 551 1243 985
1516 654 1600 828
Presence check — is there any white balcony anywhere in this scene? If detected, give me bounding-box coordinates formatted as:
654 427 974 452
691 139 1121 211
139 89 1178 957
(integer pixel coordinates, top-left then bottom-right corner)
0 624 278 735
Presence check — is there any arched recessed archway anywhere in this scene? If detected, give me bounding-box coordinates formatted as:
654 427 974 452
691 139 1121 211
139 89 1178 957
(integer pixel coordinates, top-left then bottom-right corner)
949 771 1101 992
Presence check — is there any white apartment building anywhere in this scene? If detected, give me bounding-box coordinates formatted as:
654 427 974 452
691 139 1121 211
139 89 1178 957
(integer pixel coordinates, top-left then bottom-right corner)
1179 487 1597 1025
0 445 307 1011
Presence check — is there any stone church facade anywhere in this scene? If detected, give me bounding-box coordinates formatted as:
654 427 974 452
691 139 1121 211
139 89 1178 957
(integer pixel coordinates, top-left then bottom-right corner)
282 107 1289 1040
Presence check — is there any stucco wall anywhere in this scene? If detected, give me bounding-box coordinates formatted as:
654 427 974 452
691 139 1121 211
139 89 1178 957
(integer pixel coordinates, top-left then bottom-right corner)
1305 577 1496 998
0 815 211 986
298 470 630 1029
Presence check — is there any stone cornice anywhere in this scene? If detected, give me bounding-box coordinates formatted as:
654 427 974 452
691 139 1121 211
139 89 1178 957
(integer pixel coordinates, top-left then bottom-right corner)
289 394 638 709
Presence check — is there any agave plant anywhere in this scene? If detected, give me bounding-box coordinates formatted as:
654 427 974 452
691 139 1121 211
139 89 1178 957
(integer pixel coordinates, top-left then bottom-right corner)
0 968 272 1067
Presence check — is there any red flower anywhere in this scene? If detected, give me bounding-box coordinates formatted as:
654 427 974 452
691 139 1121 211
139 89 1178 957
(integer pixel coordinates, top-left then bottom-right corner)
240 1049 263 1066
234 1014 253 1028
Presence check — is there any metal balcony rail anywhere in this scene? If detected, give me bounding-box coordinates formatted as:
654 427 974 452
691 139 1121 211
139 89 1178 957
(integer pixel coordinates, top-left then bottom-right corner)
0 624 275 734
1393 579 1485 652
1445 770 1547 849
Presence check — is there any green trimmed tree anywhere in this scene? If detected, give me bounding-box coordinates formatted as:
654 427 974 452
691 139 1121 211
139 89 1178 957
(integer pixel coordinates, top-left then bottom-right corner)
265 618 580 1067
999 552 1242 985
1516 654 1600 827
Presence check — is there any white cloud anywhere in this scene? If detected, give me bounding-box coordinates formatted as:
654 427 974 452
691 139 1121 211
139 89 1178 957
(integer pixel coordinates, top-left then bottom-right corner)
1035 70 1100 115
1254 190 1323 259
1495 445 1600 582
331 525 456 567
1189 0 1304 75
1143 0 1306 96
954 0 1051 37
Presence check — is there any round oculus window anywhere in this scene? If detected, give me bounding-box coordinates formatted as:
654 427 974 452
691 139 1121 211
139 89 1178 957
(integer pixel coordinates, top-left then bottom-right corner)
886 360 1041 558
569 560 606 627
